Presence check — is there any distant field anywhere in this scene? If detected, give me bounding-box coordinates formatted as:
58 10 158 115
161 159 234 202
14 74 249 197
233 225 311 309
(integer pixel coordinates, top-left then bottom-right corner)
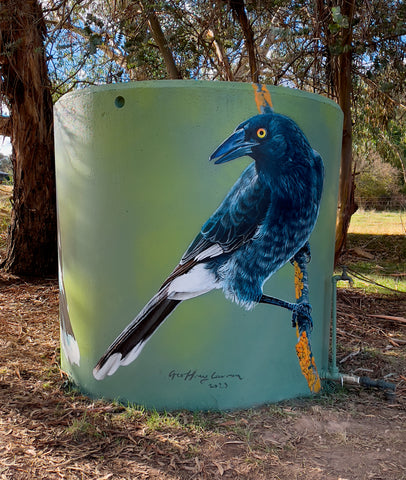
0 185 12 254
349 209 406 235
343 209 406 294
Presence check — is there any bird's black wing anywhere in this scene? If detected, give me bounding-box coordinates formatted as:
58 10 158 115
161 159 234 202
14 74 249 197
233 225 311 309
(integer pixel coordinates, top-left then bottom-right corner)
312 149 324 203
95 164 270 380
180 163 270 265
93 286 180 380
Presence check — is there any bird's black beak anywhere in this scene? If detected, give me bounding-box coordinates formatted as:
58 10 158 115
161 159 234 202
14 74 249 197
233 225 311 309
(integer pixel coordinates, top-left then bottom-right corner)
210 127 257 164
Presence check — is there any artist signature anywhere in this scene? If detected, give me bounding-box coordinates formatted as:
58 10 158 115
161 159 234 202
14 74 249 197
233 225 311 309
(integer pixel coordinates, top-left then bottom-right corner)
168 369 243 389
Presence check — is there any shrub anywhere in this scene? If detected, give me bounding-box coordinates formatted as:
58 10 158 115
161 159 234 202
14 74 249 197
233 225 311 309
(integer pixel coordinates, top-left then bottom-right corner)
355 152 405 210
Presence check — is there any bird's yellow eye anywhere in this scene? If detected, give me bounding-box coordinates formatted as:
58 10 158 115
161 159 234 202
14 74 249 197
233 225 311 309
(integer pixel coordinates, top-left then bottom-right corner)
257 128 267 139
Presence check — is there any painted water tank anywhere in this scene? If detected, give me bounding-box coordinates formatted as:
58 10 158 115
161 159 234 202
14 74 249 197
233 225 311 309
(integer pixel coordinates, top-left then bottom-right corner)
54 81 343 410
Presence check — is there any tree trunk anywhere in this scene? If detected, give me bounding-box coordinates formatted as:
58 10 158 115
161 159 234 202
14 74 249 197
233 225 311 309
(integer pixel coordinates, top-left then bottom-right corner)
0 0 57 275
139 2 182 80
227 0 259 83
334 0 357 264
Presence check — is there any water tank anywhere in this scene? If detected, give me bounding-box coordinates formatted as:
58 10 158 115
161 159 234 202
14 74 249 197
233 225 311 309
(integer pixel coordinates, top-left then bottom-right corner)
54 81 342 410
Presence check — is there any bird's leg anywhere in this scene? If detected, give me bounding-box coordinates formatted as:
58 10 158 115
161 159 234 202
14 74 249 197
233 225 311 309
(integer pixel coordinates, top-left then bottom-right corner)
291 242 312 331
259 294 312 326
260 242 313 327
259 242 320 393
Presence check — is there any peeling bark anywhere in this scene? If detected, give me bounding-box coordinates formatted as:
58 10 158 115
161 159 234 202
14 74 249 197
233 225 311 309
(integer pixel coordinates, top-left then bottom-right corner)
0 0 57 275
334 0 357 264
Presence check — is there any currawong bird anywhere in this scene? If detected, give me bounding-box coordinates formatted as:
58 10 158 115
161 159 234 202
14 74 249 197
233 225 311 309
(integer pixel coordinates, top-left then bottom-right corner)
93 112 324 380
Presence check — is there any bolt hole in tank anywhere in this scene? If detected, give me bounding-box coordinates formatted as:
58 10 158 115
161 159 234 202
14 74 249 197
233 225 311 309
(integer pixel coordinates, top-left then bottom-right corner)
115 95 125 108
54 81 343 411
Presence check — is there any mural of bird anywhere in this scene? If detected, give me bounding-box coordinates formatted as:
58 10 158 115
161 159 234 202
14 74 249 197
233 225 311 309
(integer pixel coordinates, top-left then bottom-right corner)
58 232 80 366
93 111 324 381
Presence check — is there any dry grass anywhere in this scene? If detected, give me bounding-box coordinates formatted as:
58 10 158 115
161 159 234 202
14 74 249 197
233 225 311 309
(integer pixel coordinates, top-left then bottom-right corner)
0 185 12 252
349 209 406 235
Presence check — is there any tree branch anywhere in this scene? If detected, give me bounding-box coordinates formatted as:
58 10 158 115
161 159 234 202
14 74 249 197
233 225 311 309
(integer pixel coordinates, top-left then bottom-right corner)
227 0 259 83
356 70 406 111
139 2 182 79
206 29 233 81
46 18 129 72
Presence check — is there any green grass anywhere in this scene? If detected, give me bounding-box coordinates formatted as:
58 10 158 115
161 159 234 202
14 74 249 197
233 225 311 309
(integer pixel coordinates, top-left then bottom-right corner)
338 210 406 294
145 409 184 431
65 412 104 440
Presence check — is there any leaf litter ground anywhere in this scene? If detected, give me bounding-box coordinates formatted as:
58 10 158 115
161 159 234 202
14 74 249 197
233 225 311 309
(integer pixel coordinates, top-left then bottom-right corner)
0 192 405 478
0 274 405 479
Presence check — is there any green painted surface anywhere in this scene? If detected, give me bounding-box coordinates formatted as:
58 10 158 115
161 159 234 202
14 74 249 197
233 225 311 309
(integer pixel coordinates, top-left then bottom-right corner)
54 81 343 410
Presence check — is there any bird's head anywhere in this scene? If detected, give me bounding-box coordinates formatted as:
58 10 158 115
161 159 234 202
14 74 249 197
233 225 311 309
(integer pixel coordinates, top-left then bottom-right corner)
210 113 309 172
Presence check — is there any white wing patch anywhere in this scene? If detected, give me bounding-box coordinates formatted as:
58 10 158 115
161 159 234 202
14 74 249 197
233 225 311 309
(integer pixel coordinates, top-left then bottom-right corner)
61 331 80 367
194 243 224 262
93 353 122 380
167 263 220 300
120 341 147 366
93 340 148 380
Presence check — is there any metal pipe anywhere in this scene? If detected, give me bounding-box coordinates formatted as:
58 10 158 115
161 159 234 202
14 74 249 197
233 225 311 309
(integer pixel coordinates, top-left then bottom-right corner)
330 267 353 378
326 373 396 401
322 268 396 401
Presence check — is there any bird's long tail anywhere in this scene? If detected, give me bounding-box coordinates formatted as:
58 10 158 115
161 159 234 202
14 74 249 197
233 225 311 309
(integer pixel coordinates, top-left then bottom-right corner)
93 287 181 380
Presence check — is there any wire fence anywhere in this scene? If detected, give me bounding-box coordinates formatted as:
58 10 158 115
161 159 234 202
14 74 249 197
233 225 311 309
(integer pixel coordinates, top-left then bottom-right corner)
355 195 406 211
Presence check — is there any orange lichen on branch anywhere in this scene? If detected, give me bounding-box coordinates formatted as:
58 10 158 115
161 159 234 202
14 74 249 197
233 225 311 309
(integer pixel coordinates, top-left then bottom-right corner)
295 330 321 393
293 261 304 300
252 83 273 114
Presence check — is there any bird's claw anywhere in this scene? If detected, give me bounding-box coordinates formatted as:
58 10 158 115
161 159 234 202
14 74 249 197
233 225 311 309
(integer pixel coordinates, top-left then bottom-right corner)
291 302 313 332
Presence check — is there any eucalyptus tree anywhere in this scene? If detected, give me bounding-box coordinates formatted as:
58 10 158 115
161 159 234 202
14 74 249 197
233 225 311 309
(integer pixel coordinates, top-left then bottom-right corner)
38 0 406 261
0 0 57 275
1 0 404 275
250 0 405 258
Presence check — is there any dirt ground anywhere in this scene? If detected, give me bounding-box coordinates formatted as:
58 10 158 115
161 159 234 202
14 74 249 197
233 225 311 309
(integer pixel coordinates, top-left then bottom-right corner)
0 270 405 480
